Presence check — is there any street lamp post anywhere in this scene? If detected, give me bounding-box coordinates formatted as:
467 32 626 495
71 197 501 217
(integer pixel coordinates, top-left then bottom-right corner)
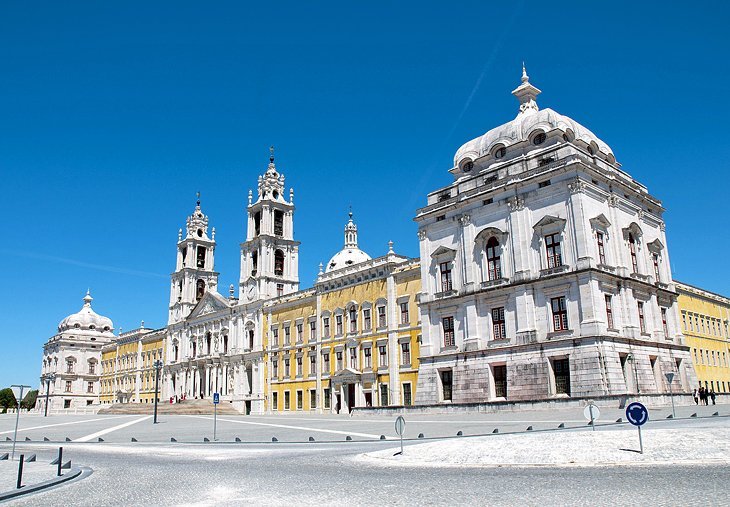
11 384 31 460
43 373 56 417
153 360 162 424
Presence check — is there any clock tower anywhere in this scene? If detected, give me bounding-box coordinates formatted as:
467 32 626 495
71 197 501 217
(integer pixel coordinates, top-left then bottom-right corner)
239 148 300 302
169 195 219 324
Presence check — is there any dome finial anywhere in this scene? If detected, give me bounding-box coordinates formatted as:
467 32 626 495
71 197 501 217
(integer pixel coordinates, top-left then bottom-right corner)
269 145 275 163
522 62 528 83
196 191 201 207
512 62 541 115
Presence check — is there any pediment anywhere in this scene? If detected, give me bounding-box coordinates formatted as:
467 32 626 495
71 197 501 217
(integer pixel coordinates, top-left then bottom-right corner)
430 245 457 259
647 238 664 252
533 215 566 231
589 213 611 229
187 290 230 320
475 226 508 243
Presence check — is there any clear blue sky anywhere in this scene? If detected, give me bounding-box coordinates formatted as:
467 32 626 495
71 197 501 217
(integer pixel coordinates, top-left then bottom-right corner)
2 1 729 389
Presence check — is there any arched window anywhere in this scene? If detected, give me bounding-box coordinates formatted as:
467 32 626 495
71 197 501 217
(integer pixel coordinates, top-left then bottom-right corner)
196 279 205 300
251 251 258 276
254 212 261 236
274 210 284 236
628 234 638 273
274 250 284 276
486 237 501 281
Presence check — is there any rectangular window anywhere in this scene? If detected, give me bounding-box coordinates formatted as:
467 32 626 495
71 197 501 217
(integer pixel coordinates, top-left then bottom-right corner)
545 233 562 269
310 321 316 340
363 308 371 330
661 308 668 337
401 342 411 365
272 392 278 411
380 383 389 406
88 363 95 375
284 391 290 410
596 232 606 265
65 380 72 392
336 315 343 335
277 283 284 297
486 365 506 401
492 307 506 340
296 323 303 342
682 312 687 331
377 306 387 328
638 302 646 334
403 383 412 406
349 347 357 369
284 326 291 345
296 356 303 376
605 295 614 329
272 360 278 379
441 370 453 401
297 391 303 410
551 297 568 331
196 246 206 268
379 344 387 367
653 254 660 282
442 316 455 347
87 382 94 393
310 389 317 409
440 262 453 292
400 302 410 325
274 210 284 237
272 328 279 346
336 351 343 371
66 361 74 374
309 354 316 375
553 358 571 395
323 317 330 338
324 388 331 409
323 353 330 375
284 357 290 378
349 307 357 332
363 347 372 368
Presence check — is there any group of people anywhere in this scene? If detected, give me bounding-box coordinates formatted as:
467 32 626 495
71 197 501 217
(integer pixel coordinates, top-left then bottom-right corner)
693 386 717 405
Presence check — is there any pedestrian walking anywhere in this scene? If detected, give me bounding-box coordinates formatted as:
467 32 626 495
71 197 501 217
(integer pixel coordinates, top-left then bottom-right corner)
693 388 699 405
710 390 716 405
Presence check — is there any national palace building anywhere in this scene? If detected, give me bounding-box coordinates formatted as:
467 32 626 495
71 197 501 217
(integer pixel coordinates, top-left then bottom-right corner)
38 68 730 414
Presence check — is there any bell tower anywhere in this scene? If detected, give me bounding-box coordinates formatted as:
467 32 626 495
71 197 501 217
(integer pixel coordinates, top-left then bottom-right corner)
169 194 219 324
239 148 300 303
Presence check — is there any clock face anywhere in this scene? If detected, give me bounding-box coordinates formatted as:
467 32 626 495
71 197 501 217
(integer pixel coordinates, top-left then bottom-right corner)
246 283 257 301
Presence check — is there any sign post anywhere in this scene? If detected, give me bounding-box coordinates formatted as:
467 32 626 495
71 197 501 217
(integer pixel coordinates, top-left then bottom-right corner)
10 385 30 461
394 416 406 456
626 402 649 454
583 403 600 431
213 392 220 441
664 372 676 419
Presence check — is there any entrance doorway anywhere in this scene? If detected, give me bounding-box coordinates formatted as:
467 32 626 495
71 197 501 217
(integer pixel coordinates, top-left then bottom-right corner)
364 392 372 407
335 394 342 414
245 400 251 415
347 384 356 413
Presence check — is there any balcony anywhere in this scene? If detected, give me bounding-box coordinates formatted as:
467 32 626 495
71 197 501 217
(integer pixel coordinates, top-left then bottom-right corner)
630 272 652 283
481 277 508 290
434 289 458 300
540 264 569 277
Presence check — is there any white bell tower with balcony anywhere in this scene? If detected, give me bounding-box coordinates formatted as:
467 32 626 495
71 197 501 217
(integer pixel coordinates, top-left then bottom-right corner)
239 148 300 303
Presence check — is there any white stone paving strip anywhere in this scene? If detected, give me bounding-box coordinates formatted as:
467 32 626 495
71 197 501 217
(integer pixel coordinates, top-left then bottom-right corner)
186 415 387 439
74 415 153 442
0 415 130 435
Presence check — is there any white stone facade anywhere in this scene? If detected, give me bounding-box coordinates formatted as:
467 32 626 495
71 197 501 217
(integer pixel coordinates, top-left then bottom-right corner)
37 292 114 412
414 68 698 404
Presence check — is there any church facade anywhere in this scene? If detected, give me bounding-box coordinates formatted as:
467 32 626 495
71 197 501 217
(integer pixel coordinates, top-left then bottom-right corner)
39 68 703 414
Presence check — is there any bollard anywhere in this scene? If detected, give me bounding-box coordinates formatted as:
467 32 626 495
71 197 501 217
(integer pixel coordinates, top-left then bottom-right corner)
380 435 386 440
345 436 352 441
61 460 71 470
558 423 565 428
235 437 241 442
131 438 137 442
666 414 673 419
25 437 31 442
492 428 499 434
57 447 63 477
17 455 24 489
690 413 697 418
204 438 210 442
0 453 8 461
98 438 104 442
65 437 71 442
308 436 315 442
615 418 623 423
456 431 463 436
272 437 278 442
44 437 50 442
170 437 177 442
418 433 424 439
24 454 36 463
526 426 533 431
712 412 719 417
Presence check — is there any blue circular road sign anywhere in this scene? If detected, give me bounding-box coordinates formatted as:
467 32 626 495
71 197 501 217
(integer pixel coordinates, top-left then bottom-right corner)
625 402 649 426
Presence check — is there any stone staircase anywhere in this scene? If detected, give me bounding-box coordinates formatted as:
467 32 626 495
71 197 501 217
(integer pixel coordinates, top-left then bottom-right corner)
98 398 240 415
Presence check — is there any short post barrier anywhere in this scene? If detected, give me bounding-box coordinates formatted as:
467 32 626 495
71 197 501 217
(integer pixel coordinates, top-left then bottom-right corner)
57 447 63 477
17 455 24 489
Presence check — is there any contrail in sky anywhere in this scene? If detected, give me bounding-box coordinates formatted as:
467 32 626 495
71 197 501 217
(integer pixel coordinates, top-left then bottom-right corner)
2 249 168 279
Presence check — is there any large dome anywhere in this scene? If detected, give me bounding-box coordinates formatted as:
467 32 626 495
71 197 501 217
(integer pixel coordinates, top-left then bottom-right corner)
58 291 114 333
325 212 372 273
454 67 614 169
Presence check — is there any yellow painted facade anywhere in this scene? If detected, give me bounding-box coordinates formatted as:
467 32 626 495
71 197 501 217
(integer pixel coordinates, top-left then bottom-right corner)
264 255 421 413
676 281 730 394
99 327 166 404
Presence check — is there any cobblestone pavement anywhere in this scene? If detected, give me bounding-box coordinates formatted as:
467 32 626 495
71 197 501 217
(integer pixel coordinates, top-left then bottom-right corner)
0 404 727 506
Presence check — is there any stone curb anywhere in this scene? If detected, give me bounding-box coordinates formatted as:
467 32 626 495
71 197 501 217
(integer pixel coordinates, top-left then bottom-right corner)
0 466 90 502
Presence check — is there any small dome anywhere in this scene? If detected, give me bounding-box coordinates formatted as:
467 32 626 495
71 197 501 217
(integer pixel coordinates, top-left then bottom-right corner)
326 248 372 272
58 291 114 333
454 66 613 169
325 211 372 272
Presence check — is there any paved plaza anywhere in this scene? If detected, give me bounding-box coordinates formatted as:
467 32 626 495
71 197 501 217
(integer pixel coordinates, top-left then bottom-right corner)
0 404 728 505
